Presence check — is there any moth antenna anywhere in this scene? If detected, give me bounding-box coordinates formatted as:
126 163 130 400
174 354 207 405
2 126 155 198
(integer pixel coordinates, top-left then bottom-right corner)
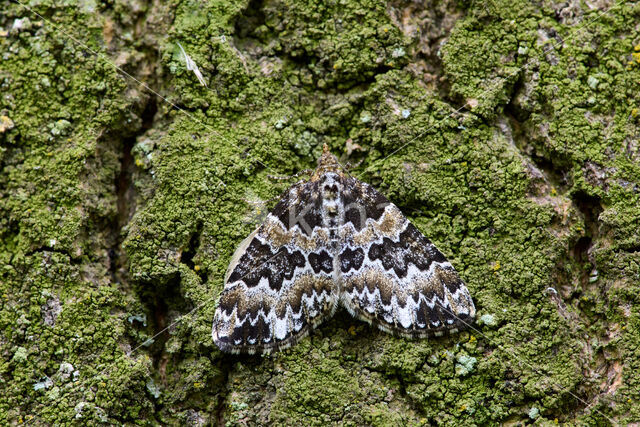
267 169 313 181
344 158 364 170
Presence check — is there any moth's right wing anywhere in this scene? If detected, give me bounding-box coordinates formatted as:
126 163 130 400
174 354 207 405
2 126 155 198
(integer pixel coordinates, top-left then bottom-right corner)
337 176 475 338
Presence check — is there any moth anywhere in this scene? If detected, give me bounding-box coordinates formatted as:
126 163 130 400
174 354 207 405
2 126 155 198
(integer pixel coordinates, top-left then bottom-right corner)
212 145 475 354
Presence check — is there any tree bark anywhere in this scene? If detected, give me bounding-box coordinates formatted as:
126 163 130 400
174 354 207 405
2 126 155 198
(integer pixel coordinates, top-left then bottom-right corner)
1 0 639 424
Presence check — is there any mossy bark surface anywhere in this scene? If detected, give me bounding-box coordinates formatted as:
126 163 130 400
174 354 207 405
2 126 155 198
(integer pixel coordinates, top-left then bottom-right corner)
1 0 640 424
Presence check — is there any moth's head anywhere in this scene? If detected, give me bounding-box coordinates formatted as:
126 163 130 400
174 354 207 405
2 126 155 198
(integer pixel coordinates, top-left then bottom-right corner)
313 144 341 178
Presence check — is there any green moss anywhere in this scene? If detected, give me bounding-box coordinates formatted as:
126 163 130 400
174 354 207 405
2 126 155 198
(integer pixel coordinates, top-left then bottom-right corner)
0 1 152 423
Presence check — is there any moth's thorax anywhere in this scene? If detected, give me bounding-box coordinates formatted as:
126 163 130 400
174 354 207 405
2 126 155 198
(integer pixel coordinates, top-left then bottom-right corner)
319 172 342 202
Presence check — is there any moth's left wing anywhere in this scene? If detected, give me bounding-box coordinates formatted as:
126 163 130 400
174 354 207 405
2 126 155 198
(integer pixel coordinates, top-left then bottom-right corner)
337 176 475 338
212 180 338 354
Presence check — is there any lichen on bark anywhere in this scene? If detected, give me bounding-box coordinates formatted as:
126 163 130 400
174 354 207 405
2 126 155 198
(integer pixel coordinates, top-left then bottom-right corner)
1 0 640 425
